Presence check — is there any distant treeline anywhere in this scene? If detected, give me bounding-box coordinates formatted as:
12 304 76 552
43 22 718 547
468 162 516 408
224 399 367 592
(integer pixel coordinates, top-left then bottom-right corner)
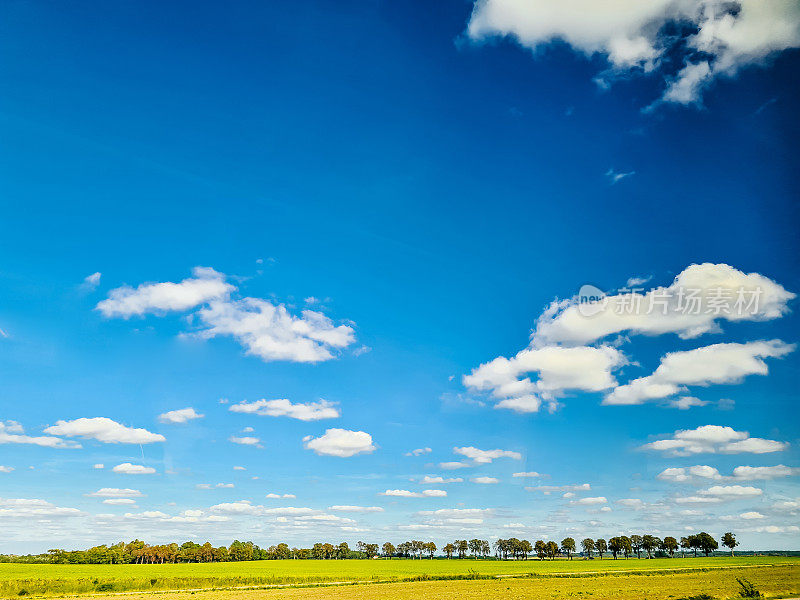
3 532 793 564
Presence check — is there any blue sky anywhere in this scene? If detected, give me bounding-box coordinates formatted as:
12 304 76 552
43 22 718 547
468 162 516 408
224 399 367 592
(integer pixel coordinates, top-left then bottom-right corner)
1 0 799 553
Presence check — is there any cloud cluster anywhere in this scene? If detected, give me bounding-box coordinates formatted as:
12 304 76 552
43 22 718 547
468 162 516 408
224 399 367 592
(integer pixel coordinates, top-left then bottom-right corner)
658 464 800 482
467 1 800 107
97 267 355 363
380 489 447 498
0 421 80 449
229 399 340 421
112 463 156 475
642 425 788 456
464 264 794 414
605 340 794 405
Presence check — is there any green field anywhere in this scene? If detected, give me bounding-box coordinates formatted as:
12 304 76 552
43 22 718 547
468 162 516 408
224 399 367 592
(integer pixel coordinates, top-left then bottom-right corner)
1 556 799 598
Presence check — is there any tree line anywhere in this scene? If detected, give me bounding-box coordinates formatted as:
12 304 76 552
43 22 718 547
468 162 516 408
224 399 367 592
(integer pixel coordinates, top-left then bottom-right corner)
2 532 737 564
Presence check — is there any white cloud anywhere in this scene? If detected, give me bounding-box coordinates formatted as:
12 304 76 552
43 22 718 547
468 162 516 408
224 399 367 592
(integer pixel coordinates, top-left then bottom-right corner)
195 299 355 364
606 168 635 184
98 267 356 363
465 345 626 413
657 465 723 483
533 264 794 346
158 407 204 424
96 267 233 317
328 505 384 513
0 497 82 518
87 488 143 498
641 425 788 456
605 340 794 405
471 476 499 484
0 466 13 473
439 461 470 470
732 465 800 480
112 463 156 475
103 498 137 505
512 471 546 478
0 421 80 449
233 466 246 471
380 489 447 498
419 476 463 484
453 446 522 464
303 429 376 457
265 493 295 499
93 464 104 469
82 272 102 290
699 484 763 498
530 483 591 494
617 498 645 509
44 418 165 444
571 496 607 505
467 1 800 107
229 399 339 421
739 511 765 520
405 447 432 457
675 495 725 504
229 436 261 447
749 525 800 534
669 396 709 410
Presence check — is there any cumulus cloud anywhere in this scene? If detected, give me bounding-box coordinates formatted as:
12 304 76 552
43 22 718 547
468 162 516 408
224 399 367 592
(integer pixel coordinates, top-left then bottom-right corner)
303 429 376 457
464 344 626 413
86 488 143 498
380 489 447 498
44 418 165 444
471 476 500 484
512 471 546 478
0 421 80 449
158 407 204 424
571 496 608 505
699 484 763 498
534 264 794 346
453 446 522 464
419 476 463 484
112 463 156 475
230 399 339 421
0 466 14 473
229 436 261 447
530 483 591 494
466 1 800 107
328 505 384 513
405 447 432 457
97 267 233 317
439 461 470 470
605 340 794 405
98 267 355 363
658 464 799 482
102 498 137 505
265 493 295 499
669 396 710 410
0 497 82 518
732 465 800 480
641 425 788 456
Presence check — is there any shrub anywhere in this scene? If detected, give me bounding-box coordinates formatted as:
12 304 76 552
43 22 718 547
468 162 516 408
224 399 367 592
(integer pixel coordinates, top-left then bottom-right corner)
736 577 763 598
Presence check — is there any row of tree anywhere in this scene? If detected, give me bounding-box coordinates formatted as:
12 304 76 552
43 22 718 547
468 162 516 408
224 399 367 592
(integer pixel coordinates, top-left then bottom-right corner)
15 532 737 564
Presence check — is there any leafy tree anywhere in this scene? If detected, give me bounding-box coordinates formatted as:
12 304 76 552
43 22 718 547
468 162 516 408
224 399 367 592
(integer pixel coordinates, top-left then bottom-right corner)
456 539 469 559
608 537 622 560
581 538 595 558
546 541 559 560
534 540 547 560
661 537 678 558
680 536 691 558
443 543 455 559
561 538 576 560
696 532 718 557
595 538 607 559
642 535 660 559
519 539 532 560
722 532 738 557
630 535 643 559
620 536 632 559
382 542 396 558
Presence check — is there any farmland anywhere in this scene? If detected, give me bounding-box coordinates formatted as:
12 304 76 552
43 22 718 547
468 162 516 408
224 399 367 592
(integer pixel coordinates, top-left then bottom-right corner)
1 556 799 598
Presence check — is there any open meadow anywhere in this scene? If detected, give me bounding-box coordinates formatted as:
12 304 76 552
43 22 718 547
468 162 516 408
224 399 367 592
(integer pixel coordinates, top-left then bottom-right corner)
2 557 799 599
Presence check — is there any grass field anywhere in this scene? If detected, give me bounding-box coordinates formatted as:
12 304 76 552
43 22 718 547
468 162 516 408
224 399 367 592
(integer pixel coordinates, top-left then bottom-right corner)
1 557 798 599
